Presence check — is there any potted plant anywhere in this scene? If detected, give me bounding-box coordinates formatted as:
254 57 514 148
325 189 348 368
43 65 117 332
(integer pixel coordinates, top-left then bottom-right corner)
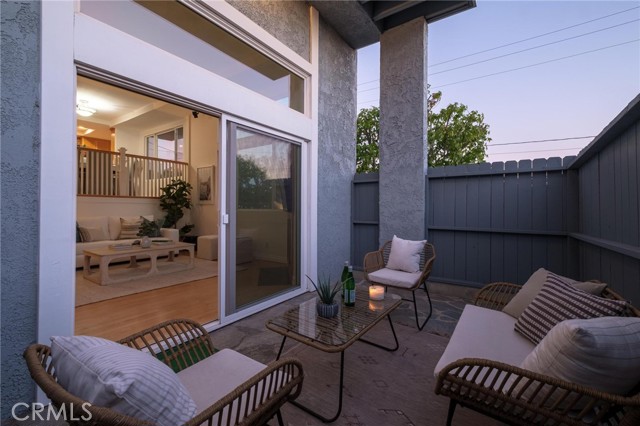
159 179 195 239
307 275 341 318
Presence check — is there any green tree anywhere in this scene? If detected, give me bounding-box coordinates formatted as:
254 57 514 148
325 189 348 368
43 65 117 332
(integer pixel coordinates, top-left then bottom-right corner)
237 156 272 209
356 107 380 173
355 89 490 170
427 103 490 167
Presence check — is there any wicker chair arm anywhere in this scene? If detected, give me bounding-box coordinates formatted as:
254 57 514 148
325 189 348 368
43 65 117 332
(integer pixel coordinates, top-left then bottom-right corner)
473 282 521 311
435 357 640 425
185 358 304 426
363 250 384 278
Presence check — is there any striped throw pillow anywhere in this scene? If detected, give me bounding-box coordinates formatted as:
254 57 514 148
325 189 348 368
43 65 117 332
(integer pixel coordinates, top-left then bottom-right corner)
51 336 196 426
119 217 142 240
514 272 627 345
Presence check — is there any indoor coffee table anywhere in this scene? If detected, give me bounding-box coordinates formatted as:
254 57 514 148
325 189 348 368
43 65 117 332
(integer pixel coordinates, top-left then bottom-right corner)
83 241 194 285
266 287 401 422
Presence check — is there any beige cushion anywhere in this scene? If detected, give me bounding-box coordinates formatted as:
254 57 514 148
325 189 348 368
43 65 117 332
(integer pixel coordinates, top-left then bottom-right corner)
78 226 107 242
109 215 154 240
51 336 196 426
77 216 109 240
177 349 266 416
514 272 627 345
386 235 425 273
368 267 422 289
516 317 640 402
434 304 535 376
502 268 607 318
119 217 142 240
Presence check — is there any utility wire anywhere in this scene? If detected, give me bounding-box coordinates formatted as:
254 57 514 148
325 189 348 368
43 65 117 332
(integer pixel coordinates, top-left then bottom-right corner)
490 147 584 155
490 136 595 146
432 38 640 89
430 5 640 67
431 19 640 76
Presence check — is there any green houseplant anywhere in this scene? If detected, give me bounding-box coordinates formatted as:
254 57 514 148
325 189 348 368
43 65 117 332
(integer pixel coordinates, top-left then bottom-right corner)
159 179 195 239
307 275 341 318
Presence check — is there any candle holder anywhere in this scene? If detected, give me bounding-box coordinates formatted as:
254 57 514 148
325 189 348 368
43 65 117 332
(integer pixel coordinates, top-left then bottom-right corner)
369 285 385 301
368 300 384 312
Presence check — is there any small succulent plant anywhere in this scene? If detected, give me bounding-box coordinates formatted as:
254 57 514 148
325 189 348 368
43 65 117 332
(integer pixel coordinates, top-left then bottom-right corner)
306 275 341 305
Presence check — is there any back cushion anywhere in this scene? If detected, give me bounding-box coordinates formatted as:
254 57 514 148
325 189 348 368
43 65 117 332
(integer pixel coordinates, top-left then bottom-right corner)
77 217 109 241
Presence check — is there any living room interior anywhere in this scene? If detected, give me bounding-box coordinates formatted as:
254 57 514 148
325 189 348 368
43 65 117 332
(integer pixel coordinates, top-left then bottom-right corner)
75 76 300 340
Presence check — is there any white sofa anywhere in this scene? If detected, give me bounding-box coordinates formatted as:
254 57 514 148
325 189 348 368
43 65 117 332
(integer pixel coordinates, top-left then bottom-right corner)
434 270 640 426
76 215 179 268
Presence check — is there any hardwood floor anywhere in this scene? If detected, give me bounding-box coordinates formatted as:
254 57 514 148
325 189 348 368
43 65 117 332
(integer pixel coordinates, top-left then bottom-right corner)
75 277 218 341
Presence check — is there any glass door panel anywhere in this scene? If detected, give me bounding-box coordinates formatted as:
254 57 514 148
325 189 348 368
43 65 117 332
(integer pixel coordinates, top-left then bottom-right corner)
228 124 301 313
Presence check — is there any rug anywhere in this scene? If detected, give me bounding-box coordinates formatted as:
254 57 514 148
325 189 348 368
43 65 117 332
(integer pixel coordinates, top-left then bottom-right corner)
76 258 218 307
257 266 290 286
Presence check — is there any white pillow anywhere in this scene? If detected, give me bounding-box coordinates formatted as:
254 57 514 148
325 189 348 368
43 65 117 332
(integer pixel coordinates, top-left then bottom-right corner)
51 336 196 426
515 317 640 402
386 235 425 273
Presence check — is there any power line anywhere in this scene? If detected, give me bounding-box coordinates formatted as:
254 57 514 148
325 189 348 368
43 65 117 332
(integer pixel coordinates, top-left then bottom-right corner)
490 147 584 155
358 78 379 87
489 136 595 147
430 5 640 67
432 38 640 89
431 19 640 76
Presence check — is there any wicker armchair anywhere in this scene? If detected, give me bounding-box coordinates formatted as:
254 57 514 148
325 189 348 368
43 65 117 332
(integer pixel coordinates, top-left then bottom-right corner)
435 284 640 426
24 319 303 426
364 241 436 330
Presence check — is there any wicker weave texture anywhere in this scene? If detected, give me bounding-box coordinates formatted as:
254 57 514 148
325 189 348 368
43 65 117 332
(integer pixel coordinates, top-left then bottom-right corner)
24 319 303 426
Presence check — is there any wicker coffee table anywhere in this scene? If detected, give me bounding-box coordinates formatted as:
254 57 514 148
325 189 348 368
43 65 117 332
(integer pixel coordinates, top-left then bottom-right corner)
266 287 401 422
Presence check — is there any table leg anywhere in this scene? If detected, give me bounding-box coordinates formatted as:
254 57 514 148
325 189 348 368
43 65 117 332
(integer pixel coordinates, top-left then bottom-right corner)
275 335 345 422
358 315 399 351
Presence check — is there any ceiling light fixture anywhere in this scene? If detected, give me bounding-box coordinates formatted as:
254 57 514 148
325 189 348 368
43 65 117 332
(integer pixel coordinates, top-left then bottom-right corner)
76 100 96 117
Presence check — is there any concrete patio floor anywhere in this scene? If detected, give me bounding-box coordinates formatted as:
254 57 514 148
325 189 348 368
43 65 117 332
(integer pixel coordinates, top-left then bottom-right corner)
210 279 505 426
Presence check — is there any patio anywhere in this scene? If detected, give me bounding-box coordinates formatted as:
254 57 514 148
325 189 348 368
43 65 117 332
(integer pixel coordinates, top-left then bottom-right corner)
209 276 503 426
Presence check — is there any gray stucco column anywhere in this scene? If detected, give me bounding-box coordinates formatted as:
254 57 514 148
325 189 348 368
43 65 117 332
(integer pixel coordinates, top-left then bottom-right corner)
379 18 428 244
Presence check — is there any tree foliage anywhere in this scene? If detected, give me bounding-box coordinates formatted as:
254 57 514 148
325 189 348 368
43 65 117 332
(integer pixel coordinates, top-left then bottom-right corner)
355 89 490 170
427 103 490 167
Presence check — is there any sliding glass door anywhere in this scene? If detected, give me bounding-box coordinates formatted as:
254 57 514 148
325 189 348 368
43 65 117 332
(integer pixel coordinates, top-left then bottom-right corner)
227 123 301 314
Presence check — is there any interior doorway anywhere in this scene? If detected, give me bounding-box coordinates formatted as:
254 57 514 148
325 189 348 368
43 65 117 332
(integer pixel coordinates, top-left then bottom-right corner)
74 76 220 340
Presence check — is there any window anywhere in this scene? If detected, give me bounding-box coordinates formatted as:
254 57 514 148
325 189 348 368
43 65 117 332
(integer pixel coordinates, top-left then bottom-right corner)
146 127 184 161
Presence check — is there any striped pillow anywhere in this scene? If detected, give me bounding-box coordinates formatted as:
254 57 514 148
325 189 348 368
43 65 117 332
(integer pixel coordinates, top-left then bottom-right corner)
514 272 627 344
51 336 196 426
119 217 142 240
517 317 640 401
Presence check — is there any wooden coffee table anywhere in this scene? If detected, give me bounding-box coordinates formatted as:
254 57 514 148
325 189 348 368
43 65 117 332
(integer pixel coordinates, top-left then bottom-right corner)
82 242 194 285
266 287 401 422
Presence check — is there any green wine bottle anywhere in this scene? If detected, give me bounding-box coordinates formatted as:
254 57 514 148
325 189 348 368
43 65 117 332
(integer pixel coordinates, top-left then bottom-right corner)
344 265 355 307
340 261 349 299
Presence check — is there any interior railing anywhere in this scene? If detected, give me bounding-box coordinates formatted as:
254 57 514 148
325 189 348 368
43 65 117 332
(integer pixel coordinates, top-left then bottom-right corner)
77 147 189 198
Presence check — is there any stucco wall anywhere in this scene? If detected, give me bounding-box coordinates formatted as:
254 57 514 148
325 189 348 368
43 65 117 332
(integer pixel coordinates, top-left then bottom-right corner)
1 0 41 418
226 0 310 61
317 17 357 278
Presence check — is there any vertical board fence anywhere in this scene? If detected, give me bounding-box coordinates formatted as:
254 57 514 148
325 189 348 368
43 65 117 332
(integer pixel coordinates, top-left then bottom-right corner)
427 157 576 287
352 173 380 270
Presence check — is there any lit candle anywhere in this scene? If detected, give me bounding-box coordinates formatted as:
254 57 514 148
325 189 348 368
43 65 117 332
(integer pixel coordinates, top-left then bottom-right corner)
369 285 385 300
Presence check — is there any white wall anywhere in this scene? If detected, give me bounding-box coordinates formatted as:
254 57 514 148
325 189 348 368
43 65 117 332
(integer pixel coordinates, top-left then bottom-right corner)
189 114 219 237
77 196 163 219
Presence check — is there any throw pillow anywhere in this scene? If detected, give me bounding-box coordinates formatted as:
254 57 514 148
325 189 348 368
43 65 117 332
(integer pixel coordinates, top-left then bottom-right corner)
386 235 425 273
51 335 196 426
502 268 607 319
78 227 107 243
515 317 640 403
119 217 142 240
514 272 627 345
76 222 82 243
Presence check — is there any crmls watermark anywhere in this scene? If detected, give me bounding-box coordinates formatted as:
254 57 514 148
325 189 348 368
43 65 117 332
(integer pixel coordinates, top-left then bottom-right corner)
11 402 92 422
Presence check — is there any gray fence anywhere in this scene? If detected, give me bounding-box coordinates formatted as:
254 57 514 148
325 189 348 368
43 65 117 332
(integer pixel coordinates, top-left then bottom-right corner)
352 96 640 304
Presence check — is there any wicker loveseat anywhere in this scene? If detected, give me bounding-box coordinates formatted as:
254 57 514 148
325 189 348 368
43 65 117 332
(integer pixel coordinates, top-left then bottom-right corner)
24 319 303 426
434 277 640 426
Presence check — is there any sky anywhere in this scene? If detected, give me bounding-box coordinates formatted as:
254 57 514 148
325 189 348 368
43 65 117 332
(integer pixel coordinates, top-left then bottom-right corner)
356 0 640 163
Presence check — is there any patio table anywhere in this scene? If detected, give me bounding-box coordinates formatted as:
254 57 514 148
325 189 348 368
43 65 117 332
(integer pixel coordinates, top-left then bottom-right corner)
266 287 401 422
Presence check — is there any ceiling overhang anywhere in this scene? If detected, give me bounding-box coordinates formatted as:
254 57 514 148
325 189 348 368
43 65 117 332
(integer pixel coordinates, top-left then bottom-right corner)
308 1 476 49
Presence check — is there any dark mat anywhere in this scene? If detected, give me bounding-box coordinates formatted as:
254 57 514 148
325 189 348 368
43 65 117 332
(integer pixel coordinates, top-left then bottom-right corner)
258 266 290 286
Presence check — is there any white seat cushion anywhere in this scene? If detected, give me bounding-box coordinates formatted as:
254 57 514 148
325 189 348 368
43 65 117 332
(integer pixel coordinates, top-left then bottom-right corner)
177 349 266 415
434 304 535 376
368 267 421 289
